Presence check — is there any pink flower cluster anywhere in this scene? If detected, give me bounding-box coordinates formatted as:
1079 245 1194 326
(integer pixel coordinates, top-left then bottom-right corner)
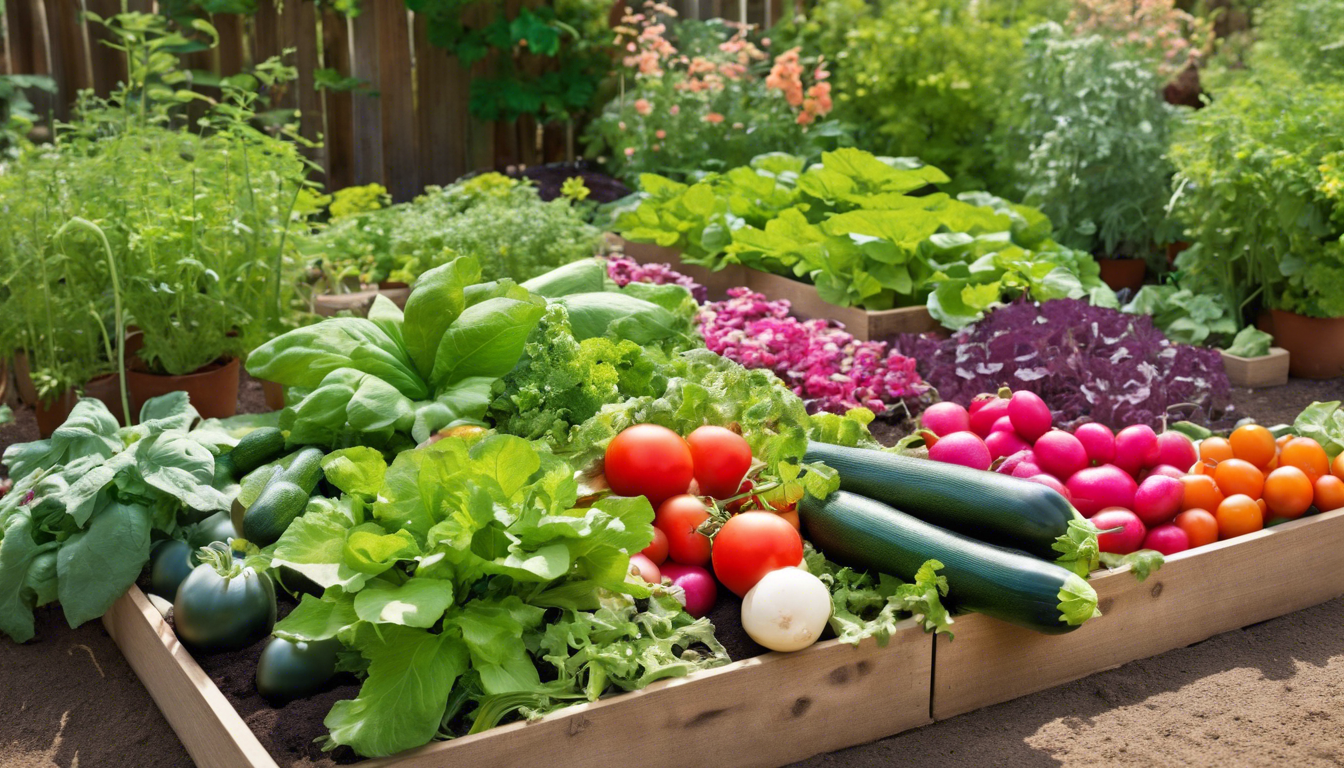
606 255 708 303
698 288 930 415
615 2 680 76
1070 0 1212 76
765 48 832 125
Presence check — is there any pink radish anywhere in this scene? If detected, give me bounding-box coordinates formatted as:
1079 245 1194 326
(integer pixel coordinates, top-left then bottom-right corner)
1024 474 1073 504
969 393 998 417
1133 474 1183 527
985 430 1031 462
997 450 1035 476
660 563 717 618
1155 431 1198 472
1092 508 1147 554
1008 390 1052 443
1143 524 1190 556
929 432 992 471
1114 425 1160 476
1066 465 1139 517
1143 464 1186 480
991 416 1016 434
1034 430 1089 480
629 554 662 583
1011 459 1046 479
1074 423 1116 466
969 397 1010 438
920 402 971 437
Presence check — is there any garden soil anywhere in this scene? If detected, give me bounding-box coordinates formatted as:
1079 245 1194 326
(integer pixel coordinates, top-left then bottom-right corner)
2 376 1342 768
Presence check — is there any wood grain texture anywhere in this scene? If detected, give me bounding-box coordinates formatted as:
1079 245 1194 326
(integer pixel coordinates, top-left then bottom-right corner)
932 508 1344 720
362 623 932 768
102 586 278 768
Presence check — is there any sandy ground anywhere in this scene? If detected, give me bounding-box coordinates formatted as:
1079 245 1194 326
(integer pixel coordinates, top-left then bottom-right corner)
2 376 1342 768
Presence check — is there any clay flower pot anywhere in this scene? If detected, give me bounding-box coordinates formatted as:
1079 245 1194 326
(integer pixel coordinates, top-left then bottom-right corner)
260 379 286 411
12 352 39 406
1096 257 1146 295
126 357 241 421
33 374 126 437
1263 310 1344 380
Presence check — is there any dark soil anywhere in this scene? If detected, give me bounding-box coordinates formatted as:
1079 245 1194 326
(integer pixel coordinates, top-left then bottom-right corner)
459 161 632 204
2 376 1342 768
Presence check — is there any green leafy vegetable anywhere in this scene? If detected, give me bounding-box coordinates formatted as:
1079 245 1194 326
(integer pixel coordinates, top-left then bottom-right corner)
803 547 953 644
1223 326 1275 358
1098 550 1166 582
1293 401 1344 459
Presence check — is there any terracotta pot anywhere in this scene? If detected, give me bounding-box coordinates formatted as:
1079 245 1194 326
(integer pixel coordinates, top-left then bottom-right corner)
126 357 241 421
1166 241 1190 269
33 374 126 437
1096 257 1147 295
12 352 38 406
260 379 286 411
1264 310 1344 380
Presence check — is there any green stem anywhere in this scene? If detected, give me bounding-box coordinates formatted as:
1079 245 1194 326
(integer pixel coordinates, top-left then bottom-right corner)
55 217 130 426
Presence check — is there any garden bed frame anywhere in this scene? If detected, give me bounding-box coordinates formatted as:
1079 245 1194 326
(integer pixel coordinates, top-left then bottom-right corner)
616 239 941 340
102 508 1344 767
1219 347 1290 389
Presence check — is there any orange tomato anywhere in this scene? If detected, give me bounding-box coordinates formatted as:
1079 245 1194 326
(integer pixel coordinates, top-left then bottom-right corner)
1332 451 1344 480
775 508 801 531
1276 434 1293 451
1199 436 1235 465
1316 475 1344 512
1181 474 1225 512
1229 425 1277 469
1280 438 1329 483
1174 509 1219 548
1216 494 1264 539
1263 466 1314 519
1213 458 1265 499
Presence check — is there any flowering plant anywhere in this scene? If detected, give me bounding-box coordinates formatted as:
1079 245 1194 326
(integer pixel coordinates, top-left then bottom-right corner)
699 288 931 416
1068 0 1212 78
584 1 844 182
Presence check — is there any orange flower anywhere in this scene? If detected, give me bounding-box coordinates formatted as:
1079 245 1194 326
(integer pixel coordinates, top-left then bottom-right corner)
634 98 652 116
703 112 725 124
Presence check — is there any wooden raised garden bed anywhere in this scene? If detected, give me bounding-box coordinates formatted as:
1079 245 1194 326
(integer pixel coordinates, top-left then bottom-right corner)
931 508 1344 719
102 585 933 768
614 238 941 341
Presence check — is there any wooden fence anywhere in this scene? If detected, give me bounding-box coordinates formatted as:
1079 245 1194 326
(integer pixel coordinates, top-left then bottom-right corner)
0 0 784 200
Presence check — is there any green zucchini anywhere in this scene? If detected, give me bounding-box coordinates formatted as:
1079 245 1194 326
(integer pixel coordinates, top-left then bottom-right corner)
228 428 287 478
800 490 1099 634
242 448 325 546
804 441 1079 562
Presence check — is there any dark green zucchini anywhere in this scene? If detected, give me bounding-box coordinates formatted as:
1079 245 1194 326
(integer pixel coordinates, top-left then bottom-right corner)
805 441 1076 561
229 428 287 478
242 448 325 546
801 490 1098 634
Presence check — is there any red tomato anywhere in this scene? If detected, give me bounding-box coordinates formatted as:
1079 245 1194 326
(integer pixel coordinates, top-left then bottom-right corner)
710 511 804 597
686 426 753 499
640 527 669 565
655 495 712 566
604 424 694 507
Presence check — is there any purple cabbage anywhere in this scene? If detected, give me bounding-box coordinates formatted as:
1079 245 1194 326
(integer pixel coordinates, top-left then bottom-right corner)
893 299 1235 431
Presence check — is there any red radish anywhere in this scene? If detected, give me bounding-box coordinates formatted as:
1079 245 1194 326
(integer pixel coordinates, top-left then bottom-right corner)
1092 507 1147 554
1143 464 1186 480
660 563 717 618
920 402 971 437
1074 423 1116 466
1011 457 1046 479
1034 430 1089 480
985 429 1031 462
969 397 1010 438
1143 524 1190 556
1066 465 1139 517
997 449 1035 476
991 416 1016 433
1024 474 1073 504
1007 390 1052 443
1114 425 1160 476
928 432 992 471
1156 431 1198 472
629 554 662 583
1133 474 1183 527
969 393 998 416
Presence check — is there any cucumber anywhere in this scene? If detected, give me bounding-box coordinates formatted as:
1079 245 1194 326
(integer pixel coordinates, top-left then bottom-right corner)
800 490 1098 634
228 428 287 478
242 448 325 546
804 442 1076 561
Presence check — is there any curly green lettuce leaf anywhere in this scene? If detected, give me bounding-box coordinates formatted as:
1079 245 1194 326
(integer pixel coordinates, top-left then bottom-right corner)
1293 401 1344 459
805 548 953 645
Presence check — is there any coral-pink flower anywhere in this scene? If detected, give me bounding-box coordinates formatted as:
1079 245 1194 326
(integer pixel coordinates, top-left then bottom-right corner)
634 98 652 116
624 147 636 157
703 112 725 124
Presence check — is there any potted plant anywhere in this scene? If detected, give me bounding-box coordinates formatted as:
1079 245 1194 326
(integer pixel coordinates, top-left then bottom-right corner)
1168 3 1344 379
999 24 1182 296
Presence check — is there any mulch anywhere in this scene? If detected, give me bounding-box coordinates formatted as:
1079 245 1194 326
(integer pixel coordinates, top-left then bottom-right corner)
1 376 1342 768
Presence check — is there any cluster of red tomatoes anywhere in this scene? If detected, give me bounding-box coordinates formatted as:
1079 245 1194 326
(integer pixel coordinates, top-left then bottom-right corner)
603 424 805 616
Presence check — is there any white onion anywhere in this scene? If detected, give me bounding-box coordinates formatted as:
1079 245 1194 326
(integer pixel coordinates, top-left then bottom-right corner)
740 567 831 652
